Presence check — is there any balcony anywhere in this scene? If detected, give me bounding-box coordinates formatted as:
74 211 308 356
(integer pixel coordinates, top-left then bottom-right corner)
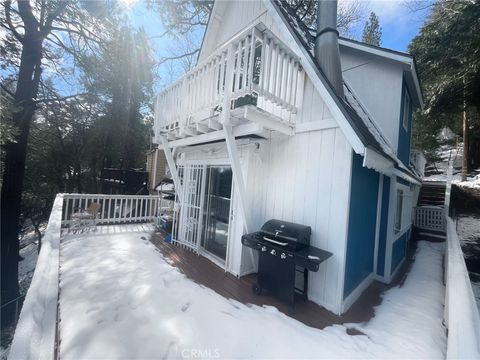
153 23 304 145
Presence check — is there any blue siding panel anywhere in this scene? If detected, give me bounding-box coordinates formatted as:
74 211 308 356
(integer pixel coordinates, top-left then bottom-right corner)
376 176 390 277
391 229 410 274
344 153 380 299
397 81 412 165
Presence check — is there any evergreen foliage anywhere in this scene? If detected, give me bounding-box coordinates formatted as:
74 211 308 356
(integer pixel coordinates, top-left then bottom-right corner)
362 12 382 46
409 0 480 168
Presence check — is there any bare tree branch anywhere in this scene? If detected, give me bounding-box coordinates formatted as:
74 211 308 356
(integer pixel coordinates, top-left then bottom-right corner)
5 0 24 43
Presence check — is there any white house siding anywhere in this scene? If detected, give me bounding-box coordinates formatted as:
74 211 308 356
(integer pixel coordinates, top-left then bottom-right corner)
339 47 404 153
245 128 353 314
199 1 291 63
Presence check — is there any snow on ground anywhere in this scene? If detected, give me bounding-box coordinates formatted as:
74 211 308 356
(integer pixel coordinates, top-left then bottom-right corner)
424 144 463 182
59 226 446 359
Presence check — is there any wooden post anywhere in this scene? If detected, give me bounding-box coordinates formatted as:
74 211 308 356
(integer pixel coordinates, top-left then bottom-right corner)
160 136 183 200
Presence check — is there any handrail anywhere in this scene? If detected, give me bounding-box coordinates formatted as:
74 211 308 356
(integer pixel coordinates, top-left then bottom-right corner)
9 193 164 359
413 206 445 231
61 194 163 226
9 195 64 360
445 217 480 359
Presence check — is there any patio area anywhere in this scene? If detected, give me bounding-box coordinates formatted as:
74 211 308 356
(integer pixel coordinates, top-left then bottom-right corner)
150 231 414 330
55 224 446 359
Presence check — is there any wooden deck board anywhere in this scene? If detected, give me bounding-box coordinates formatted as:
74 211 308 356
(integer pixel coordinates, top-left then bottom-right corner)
150 231 415 330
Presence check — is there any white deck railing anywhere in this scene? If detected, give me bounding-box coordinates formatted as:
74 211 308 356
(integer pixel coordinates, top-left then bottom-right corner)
62 194 163 226
10 193 164 359
444 217 480 359
154 23 303 137
413 205 446 231
9 195 64 360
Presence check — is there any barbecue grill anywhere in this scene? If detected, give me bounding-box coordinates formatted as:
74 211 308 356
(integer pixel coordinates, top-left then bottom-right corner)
241 219 332 309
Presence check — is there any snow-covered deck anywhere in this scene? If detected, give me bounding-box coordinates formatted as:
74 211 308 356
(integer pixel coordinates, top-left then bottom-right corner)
57 225 447 359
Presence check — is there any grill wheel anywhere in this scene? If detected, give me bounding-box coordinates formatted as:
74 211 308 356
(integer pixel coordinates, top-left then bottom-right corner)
252 282 262 295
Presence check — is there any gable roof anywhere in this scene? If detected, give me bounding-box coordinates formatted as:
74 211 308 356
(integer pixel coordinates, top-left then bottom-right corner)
267 0 421 183
196 0 421 183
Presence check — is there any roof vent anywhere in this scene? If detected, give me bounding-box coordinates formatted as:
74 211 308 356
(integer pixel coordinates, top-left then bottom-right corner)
315 0 344 99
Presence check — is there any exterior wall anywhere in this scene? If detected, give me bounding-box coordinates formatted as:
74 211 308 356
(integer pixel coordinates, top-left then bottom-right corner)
146 149 167 190
339 46 404 154
376 176 391 277
343 153 380 299
249 128 352 314
199 1 290 63
397 80 413 165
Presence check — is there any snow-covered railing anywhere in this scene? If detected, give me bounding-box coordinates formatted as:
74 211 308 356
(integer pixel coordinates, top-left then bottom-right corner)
413 206 446 231
9 194 64 360
154 23 302 139
61 194 162 227
444 217 480 359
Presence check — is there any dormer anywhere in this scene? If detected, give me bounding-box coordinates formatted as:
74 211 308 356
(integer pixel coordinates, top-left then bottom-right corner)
338 38 423 167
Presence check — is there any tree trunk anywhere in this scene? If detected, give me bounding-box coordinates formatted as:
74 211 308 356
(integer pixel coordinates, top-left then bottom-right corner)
0 34 43 330
462 107 470 181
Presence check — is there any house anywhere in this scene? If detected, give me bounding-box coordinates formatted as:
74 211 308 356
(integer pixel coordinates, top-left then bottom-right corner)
146 148 168 191
152 0 425 316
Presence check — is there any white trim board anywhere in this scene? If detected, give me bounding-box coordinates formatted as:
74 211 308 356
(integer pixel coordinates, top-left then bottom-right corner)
373 174 384 277
342 273 375 313
295 119 338 133
263 0 365 155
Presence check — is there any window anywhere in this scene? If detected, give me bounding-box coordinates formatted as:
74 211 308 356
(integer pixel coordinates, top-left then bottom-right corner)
395 189 403 233
402 91 411 131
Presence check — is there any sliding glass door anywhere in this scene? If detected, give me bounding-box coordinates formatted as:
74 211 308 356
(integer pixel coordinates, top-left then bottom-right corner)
200 166 233 262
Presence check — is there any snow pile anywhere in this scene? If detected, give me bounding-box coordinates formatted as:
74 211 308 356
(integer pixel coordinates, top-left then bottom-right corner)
454 171 480 189
456 215 480 312
445 218 480 359
59 228 446 359
9 196 64 360
424 144 463 182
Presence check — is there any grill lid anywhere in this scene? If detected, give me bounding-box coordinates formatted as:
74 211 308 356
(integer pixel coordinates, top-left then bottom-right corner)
260 219 311 243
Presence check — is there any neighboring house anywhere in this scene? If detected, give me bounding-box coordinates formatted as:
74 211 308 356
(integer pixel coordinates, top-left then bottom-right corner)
152 0 425 315
146 148 168 191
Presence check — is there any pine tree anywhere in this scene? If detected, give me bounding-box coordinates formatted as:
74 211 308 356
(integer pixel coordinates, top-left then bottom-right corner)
362 12 382 46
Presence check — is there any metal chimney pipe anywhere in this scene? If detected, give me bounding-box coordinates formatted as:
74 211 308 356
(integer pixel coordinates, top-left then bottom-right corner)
315 0 344 99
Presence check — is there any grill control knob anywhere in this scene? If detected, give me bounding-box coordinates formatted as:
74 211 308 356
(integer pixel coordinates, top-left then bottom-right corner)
270 249 276 256
261 246 267 252
281 253 286 259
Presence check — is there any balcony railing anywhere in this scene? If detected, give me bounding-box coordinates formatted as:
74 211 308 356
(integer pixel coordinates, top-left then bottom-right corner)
154 24 303 140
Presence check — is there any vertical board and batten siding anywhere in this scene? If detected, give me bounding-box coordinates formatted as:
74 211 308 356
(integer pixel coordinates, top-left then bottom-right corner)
339 47 403 153
343 153 380 298
199 1 292 64
253 128 352 313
